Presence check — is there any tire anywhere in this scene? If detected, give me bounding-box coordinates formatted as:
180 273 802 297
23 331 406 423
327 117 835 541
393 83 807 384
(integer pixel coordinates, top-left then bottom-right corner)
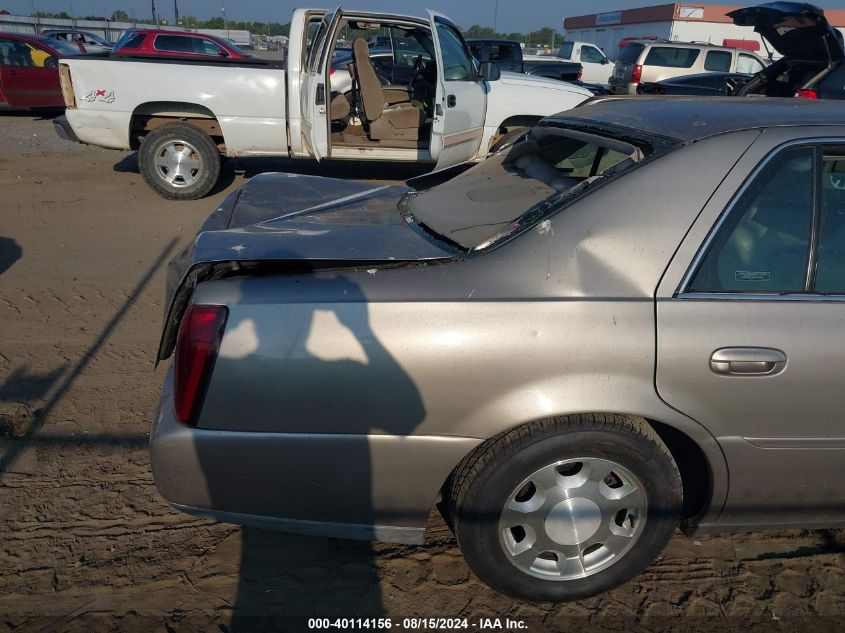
138 122 221 200
449 413 682 602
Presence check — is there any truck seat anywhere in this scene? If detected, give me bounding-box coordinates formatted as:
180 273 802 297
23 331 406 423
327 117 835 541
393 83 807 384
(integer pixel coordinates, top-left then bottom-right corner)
351 38 424 142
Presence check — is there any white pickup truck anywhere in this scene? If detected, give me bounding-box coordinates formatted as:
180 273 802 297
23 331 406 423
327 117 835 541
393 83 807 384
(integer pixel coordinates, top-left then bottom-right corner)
555 41 613 85
54 8 593 200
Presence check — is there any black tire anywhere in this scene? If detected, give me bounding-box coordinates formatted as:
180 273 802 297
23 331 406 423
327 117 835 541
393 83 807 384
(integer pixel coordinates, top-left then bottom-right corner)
450 413 682 602
138 122 221 200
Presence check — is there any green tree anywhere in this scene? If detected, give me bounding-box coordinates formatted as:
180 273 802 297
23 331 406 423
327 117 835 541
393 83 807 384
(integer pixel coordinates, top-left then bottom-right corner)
110 9 129 22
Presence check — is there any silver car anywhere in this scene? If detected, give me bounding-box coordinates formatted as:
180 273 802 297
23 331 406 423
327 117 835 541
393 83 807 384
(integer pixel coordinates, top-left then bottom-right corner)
152 96 845 602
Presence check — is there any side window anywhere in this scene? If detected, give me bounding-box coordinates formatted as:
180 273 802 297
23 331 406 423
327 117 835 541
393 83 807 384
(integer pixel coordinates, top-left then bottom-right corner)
581 46 605 64
155 35 191 53
814 151 845 292
737 53 764 74
558 41 574 60
643 46 699 68
25 43 52 67
200 38 225 56
704 50 732 72
469 43 484 60
0 38 15 66
489 45 514 62
435 22 475 81
688 146 813 293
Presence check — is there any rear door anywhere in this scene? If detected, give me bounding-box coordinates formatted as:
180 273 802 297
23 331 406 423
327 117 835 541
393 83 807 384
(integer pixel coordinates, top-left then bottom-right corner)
428 12 488 169
300 8 341 160
656 132 845 525
0 38 61 108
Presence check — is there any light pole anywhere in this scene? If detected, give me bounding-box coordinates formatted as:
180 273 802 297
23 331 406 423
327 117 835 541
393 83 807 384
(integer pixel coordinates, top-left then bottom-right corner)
174 0 179 26
151 0 158 25
221 0 229 38
493 0 498 34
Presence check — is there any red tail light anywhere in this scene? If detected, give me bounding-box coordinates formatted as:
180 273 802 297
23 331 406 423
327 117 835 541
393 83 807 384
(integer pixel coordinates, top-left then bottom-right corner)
330 68 335 75
174 305 228 426
794 89 818 99
631 64 643 84
577 67 583 80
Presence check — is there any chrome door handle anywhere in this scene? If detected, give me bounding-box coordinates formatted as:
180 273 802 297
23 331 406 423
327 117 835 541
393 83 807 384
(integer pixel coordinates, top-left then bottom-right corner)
710 347 787 376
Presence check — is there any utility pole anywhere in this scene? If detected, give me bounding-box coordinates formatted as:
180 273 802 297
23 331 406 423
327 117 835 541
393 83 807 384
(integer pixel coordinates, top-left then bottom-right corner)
151 0 158 25
221 0 229 38
174 0 179 26
493 0 498 34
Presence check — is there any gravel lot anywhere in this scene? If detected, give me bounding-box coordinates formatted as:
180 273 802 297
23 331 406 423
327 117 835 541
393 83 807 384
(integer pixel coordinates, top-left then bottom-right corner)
2 111 845 633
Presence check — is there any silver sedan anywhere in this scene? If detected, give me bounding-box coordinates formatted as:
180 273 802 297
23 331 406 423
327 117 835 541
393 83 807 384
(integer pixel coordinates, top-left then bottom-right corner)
151 96 845 602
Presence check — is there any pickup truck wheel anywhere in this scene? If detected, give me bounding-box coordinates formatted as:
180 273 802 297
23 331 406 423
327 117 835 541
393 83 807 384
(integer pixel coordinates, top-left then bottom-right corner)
139 123 221 200
449 414 682 602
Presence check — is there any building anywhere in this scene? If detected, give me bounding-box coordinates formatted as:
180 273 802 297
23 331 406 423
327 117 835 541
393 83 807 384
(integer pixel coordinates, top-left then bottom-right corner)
563 3 845 60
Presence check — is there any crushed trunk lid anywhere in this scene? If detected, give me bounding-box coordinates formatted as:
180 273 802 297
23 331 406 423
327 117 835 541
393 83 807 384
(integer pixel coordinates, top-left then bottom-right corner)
157 172 456 361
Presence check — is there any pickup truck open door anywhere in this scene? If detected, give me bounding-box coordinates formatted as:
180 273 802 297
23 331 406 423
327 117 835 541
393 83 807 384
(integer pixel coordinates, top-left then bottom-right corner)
428 11 488 170
300 8 341 160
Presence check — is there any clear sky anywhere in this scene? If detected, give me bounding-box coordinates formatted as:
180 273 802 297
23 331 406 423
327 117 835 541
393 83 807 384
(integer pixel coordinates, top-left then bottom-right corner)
6 0 845 32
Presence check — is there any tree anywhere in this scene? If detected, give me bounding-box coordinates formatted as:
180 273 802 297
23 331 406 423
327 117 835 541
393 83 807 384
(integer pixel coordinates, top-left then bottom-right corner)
110 9 130 22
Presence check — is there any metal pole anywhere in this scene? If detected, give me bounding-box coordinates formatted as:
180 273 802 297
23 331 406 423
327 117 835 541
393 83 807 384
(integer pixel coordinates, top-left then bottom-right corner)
493 0 498 34
151 0 157 25
31 0 38 30
221 0 229 38
174 0 179 26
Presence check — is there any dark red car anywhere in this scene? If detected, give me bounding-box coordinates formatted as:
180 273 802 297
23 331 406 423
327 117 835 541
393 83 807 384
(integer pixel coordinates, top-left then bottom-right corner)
113 29 253 60
0 33 82 108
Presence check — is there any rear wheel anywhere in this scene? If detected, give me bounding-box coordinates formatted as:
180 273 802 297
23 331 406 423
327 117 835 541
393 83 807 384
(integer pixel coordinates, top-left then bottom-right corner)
449 414 682 602
139 122 220 200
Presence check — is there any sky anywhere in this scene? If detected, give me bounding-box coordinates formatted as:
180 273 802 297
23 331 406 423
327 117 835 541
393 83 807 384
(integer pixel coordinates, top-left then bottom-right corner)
6 0 845 32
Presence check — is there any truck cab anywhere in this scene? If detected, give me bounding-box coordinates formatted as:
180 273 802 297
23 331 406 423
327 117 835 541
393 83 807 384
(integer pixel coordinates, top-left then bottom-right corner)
557 41 612 84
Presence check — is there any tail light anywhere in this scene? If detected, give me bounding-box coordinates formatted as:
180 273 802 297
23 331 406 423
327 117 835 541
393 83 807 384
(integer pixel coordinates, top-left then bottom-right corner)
631 64 643 84
795 89 818 99
174 305 228 426
330 68 335 75
59 63 76 108
577 67 583 81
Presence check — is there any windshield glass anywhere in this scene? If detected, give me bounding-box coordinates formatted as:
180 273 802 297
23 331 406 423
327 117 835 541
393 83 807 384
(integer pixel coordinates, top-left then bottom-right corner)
408 127 646 249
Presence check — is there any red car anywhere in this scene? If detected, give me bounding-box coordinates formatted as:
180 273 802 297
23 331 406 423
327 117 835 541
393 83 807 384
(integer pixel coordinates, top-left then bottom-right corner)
113 29 253 60
0 33 82 108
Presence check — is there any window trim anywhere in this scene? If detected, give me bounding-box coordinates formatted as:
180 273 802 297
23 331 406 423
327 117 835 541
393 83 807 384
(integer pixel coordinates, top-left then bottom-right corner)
676 137 845 300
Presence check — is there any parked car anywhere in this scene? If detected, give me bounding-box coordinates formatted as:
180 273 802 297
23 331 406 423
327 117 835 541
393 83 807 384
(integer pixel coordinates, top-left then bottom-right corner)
467 39 582 82
637 71 753 95
609 38 767 95
54 9 592 200
731 2 845 99
555 40 612 84
112 29 254 60
0 33 82 108
152 95 845 602
40 29 113 53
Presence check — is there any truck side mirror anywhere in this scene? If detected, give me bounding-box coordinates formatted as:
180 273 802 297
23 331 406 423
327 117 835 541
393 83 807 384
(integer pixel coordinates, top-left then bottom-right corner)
479 61 501 81
601 57 609 64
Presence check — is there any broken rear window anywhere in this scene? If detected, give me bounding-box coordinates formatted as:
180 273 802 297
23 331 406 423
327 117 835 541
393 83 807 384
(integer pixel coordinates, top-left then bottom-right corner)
406 126 649 249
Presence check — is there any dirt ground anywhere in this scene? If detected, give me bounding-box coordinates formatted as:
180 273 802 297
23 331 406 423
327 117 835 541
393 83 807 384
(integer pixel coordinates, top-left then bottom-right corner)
2 112 845 633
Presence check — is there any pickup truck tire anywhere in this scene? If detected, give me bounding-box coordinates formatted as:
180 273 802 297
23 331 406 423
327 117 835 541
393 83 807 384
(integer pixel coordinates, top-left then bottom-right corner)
139 122 221 200
448 413 682 602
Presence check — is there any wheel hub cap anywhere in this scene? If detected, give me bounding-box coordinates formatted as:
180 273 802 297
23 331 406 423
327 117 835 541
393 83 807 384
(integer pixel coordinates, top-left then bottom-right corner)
152 140 202 188
545 497 602 546
498 457 647 581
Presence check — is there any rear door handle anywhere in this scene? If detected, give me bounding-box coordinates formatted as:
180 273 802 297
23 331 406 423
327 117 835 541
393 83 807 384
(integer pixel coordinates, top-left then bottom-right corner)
709 347 787 376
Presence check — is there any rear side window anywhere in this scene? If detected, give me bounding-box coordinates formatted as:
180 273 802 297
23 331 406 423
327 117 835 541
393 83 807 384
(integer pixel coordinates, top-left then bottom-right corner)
688 146 813 293
155 35 192 53
704 50 732 72
489 45 514 62
644 46 699 68
558 41 574 59
617 42 644 63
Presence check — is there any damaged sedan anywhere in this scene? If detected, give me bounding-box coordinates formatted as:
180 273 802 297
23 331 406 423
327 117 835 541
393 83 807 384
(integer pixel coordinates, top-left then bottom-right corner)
152 96 845 601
